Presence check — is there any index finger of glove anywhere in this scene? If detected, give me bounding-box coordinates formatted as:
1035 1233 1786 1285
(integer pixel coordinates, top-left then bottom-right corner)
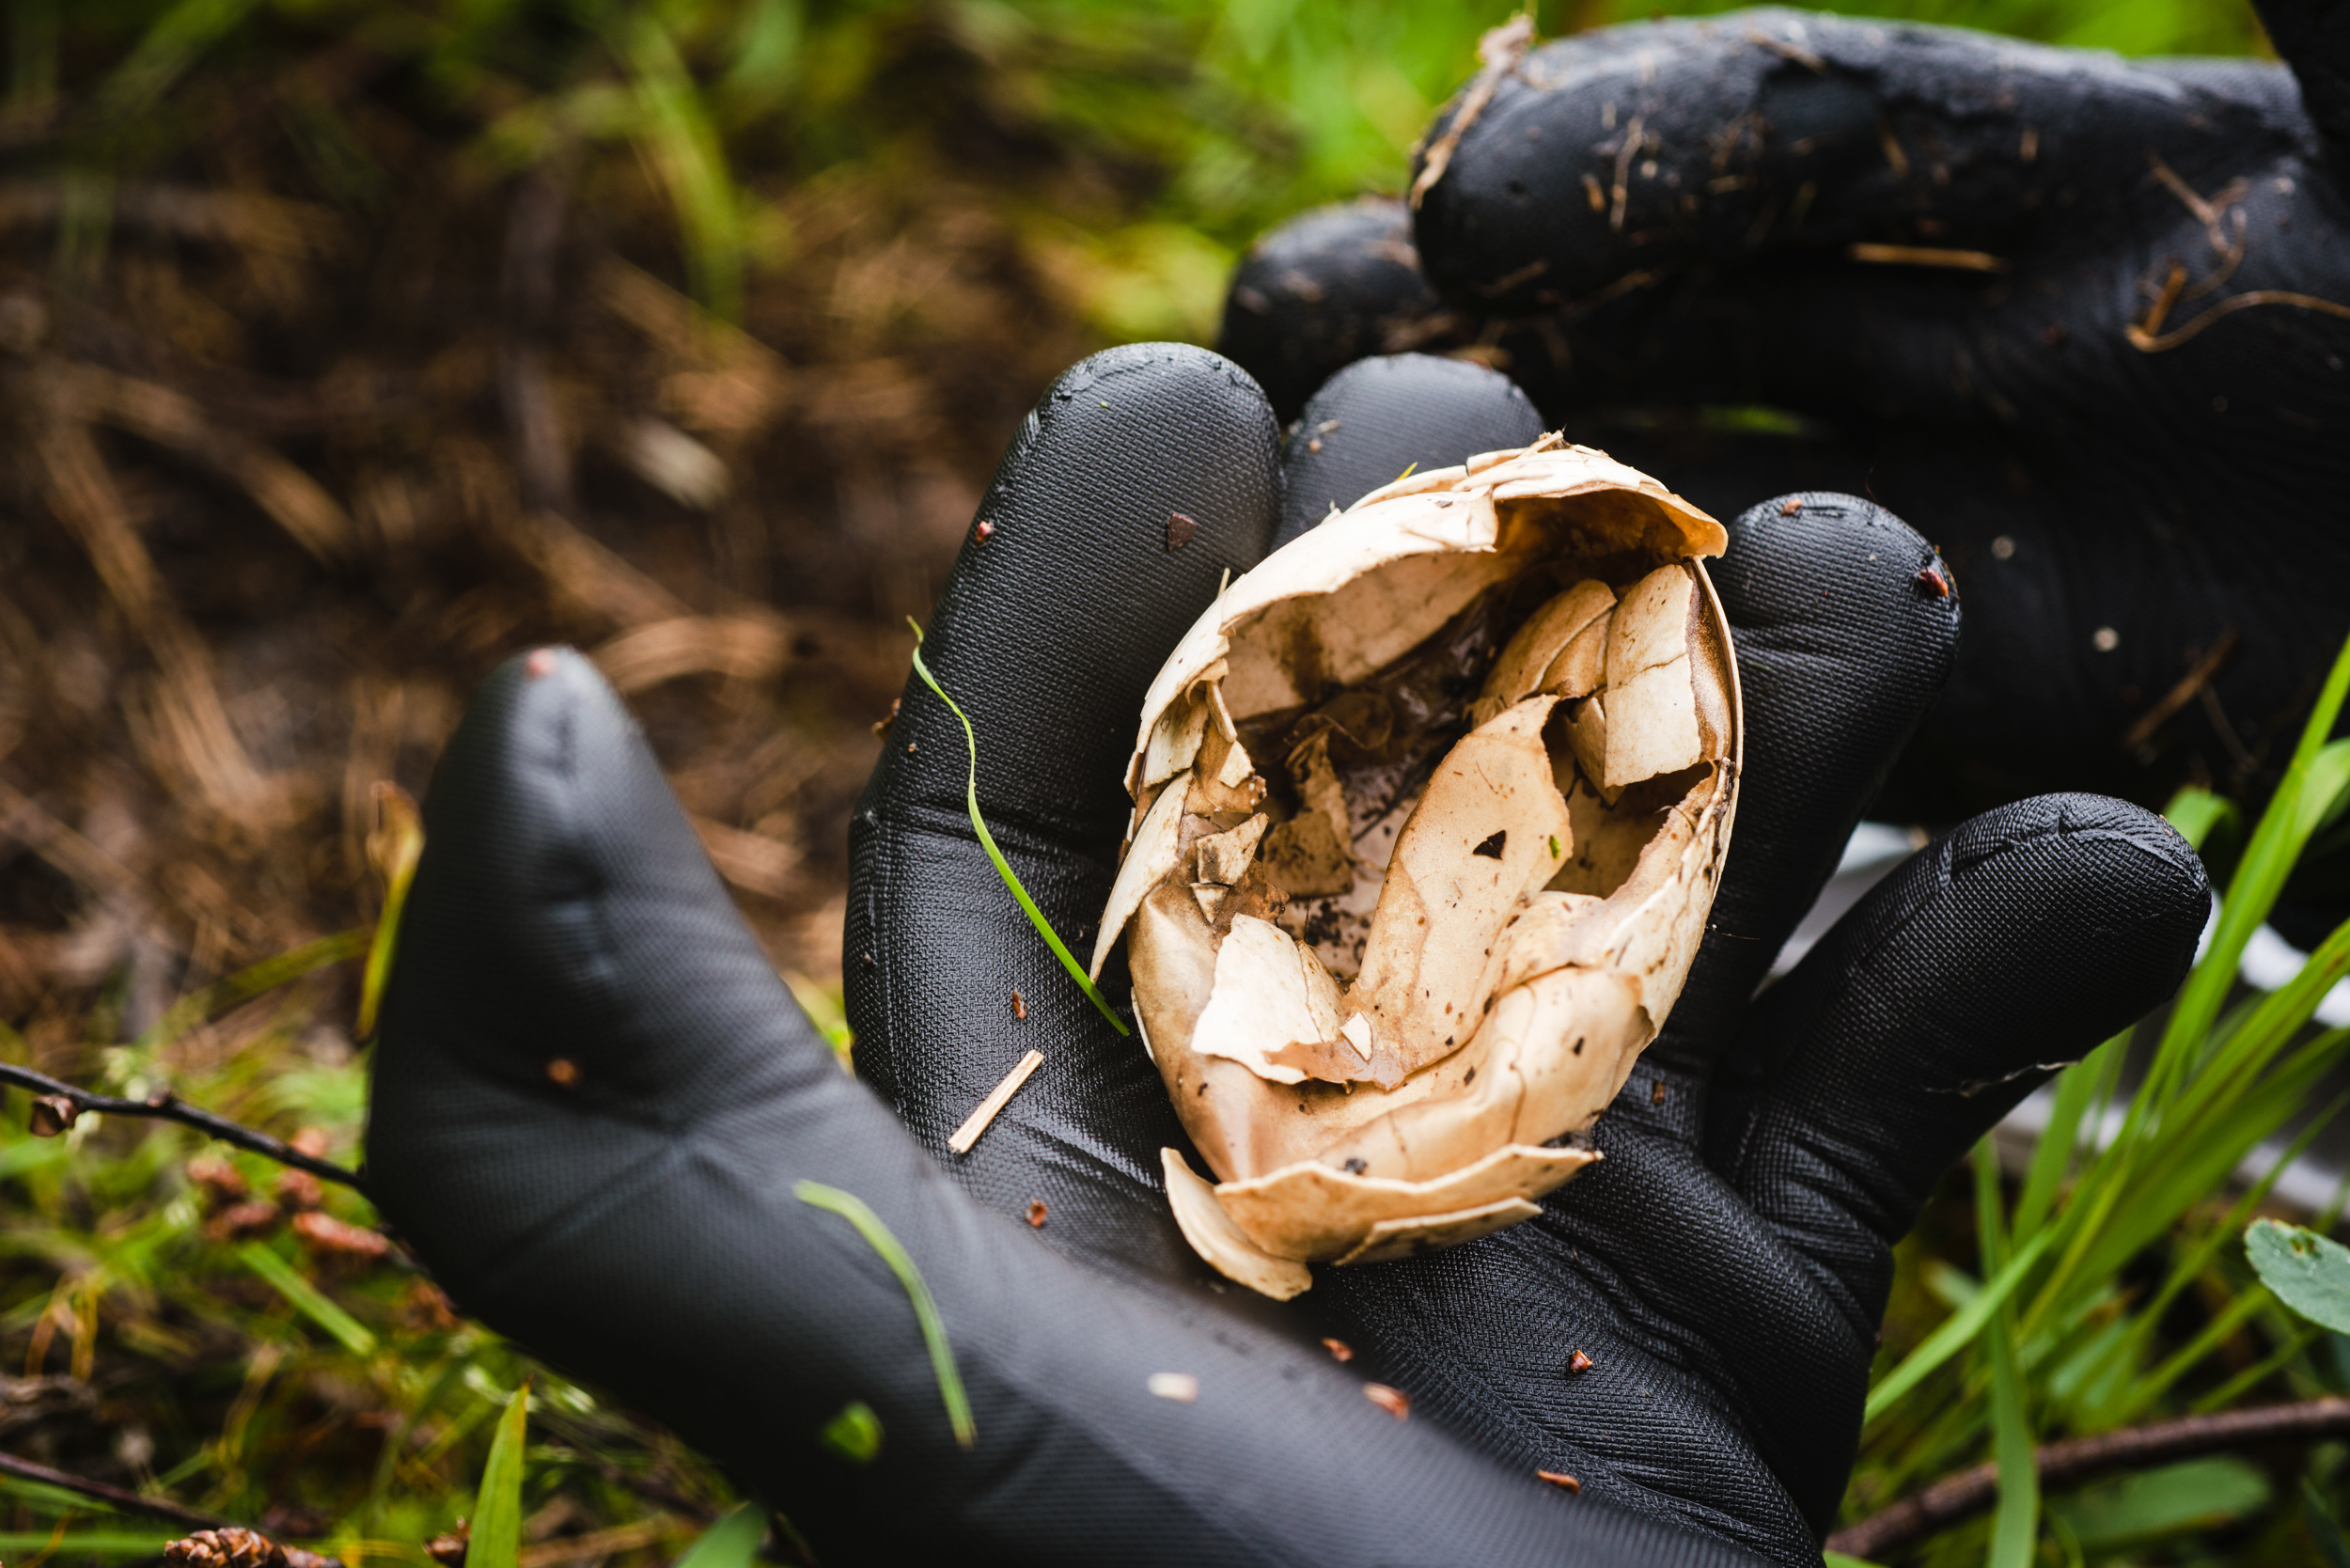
847 344 1280 1272
1411 15 2280 312
1708 793 2208 1333
1645 493 1959 1077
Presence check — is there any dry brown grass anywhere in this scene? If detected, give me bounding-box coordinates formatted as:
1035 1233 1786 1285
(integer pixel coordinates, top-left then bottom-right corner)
0 23 1124 1058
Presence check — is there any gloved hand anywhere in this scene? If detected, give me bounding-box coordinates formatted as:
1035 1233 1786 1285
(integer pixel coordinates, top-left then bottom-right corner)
369 345 2208 1566
1219 2 2350 854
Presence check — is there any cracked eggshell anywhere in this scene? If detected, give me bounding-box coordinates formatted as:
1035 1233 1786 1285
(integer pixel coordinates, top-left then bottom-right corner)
1107 437 1739 1293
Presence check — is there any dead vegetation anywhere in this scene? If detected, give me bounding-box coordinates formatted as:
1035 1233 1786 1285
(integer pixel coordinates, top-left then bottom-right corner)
0 11 1137 1057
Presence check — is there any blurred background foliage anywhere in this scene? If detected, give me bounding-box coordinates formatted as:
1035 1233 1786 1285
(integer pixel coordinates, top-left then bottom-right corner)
7 0 2275 349
0 1 2301 1567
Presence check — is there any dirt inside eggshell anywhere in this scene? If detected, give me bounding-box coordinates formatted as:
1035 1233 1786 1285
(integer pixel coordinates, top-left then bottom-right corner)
1094 436 1740 1297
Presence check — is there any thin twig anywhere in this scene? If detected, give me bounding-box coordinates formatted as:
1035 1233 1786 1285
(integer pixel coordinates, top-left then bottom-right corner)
1846 242 2009 273
0 1065 364 1190
1826 1395 2350 1560
2130 287 2350 353
1609 113 1645 234
2121 629 2240 752
0 1447 235 1530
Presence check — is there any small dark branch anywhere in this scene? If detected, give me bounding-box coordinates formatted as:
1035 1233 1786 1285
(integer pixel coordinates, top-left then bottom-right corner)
1827 1395 2350 1560
0 1446 235 1530
2120 627 2240 752
0 1065 364 1191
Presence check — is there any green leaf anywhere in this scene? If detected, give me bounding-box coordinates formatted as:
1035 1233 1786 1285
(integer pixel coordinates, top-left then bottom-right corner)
905 620 1130 1036
2046 1455 2270 1547
238 1241 376 1356
794 1180 975 1448
819 1401 884 1464
673 1501 768 1568
1823 1556 1888 1568
2246 1217 2350 1332
463 1381 531 1568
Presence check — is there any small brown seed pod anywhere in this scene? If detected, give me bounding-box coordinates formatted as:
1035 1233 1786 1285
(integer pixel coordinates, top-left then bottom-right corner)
164 1528 288 1568
1095 436 1741 1296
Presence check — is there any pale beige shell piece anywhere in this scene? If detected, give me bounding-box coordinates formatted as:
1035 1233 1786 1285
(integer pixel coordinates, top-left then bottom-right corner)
1113 436 1741 1294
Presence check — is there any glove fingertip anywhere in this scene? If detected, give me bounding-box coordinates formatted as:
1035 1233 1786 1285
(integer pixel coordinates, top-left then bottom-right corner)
1277 353 1544 546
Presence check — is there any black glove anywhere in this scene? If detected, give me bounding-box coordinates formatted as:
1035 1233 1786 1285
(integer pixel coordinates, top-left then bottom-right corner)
368 346 2207 1565
1219 3 2350 864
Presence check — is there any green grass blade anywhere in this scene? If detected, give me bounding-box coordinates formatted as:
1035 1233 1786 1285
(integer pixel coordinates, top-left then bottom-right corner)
2089 1104 2339 1427
2149 639 2350 1097
2125 1283 2270 1412
463 1381 531 1568
98 0 262 118
2189 1323 2321 1413
2075 1037 2350 1285
673 1501 767 1568
133 928 370 1053
2032 697 2350 1324
0 1537 179 1560
2013 1037 2115 1243
905 620 1130 1036
1977 1138 2040 1568
357 786 424 1042
2160 926 2350 1132
2162 785 2239 855
615 15 744 322
2302 1476 2350 1568
238 1241 377 1356
1867 1225 2058 1423
794 1180 975 1448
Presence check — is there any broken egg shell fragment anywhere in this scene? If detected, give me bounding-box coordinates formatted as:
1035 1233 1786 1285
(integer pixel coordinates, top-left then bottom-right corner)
1162 1148 1310 1300
1543 614 1610 700
1106 437 1738 1292
1599 564 1737 794
1189 916 1338 1085
1565 696 1616 806
1195 814 1269 886
1333 1196 1543 1266
1141 694 1210 792
1091 777 1189 980
1347 697 1574 1086
1469 579 1615 728
1213 1142 1598 1262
